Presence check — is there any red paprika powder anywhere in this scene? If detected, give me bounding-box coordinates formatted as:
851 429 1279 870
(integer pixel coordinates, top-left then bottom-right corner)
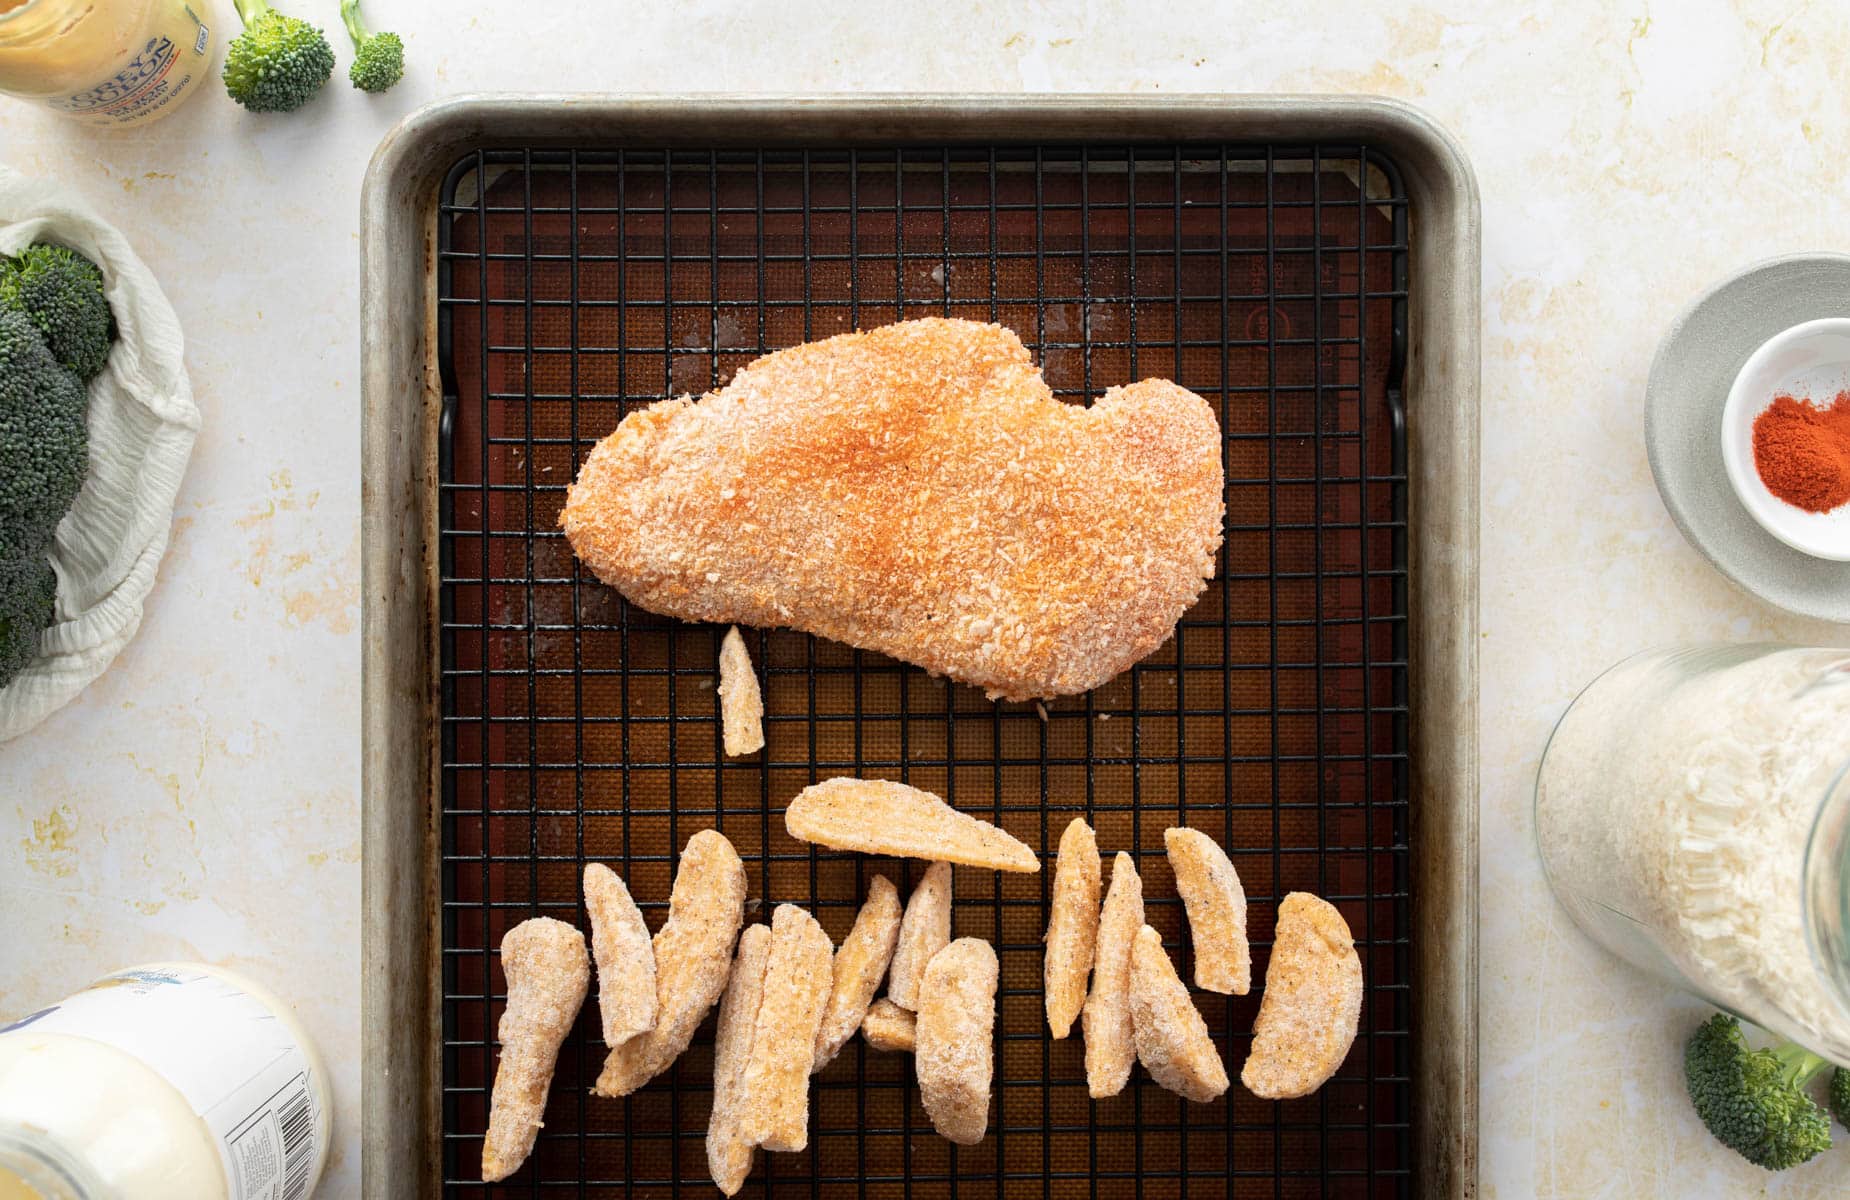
1751 390 1850 513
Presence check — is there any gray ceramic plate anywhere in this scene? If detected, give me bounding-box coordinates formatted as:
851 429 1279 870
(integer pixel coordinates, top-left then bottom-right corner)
1645 253 1850 622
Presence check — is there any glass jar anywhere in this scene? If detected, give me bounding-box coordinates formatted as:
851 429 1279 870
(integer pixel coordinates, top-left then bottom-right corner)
0 963 331 1200
1536 645 1850 1063
0 0 215 127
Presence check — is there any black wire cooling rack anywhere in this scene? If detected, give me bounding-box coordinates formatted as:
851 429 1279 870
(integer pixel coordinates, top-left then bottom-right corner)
435 142 1412 1198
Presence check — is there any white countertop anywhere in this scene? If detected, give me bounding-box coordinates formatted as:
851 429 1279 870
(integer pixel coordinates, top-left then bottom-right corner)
3 3 1848 1196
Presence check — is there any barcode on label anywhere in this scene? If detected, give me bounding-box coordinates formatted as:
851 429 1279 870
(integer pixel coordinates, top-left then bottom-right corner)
278 1084 314 1200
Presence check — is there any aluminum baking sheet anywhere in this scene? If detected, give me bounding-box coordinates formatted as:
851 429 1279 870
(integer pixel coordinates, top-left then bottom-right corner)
360 95 1480 1200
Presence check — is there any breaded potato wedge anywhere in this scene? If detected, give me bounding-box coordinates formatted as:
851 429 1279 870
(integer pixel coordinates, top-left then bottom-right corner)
1164 827 1250 996
1129 925 1229 1103
482 917 590 1182
1043 817 1101 1038
707 924 770 1196
1082 852 1143 1098
886 861 953 1010
738 904 835 1152
717 626 765 756
915 938 999 1144
584 862 657 1047
595 829 747 1096
784 778 1039 872
1241 892 1363 1100
813 875 903 1071
861 998 917 1053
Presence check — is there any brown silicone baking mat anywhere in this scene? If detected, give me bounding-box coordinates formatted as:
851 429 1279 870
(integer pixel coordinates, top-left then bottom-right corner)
436 143 1410 1197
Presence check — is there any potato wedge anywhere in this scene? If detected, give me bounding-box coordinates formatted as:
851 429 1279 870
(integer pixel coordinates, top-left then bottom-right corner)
1081 852 1143 1098
595 829 747 1097
738 904 834 1152
482 918 590 1182
1241 892 1362 1100
886 861 952 1010
707 924 770 1196
861 998 916 1053
584 862 657 1047
915 938 999 1144
1164 827 1250 995
1043 817 1101 1037
784 777 1039 872
717 626 765 756
813 875 903 1071
1129 925 1229 1103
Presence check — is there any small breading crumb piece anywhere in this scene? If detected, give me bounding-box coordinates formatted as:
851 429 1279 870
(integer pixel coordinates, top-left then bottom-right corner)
1164 827 1251 996
861 998 917 1053
738 904 835 1153
1129 925 1229 1103
1082 852 1143 1098
812 875 903 1071
707 924 771 1196
584 862 657 1047
886 861 953 1010
717 626 765 756
482 917 590 1182
785 778 1040 872
595 830 748 1097
1241 892 1363 1101
1043 817 1102 1038
915 938 999 1145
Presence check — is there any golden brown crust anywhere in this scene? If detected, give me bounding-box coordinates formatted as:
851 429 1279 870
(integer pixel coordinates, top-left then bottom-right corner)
1043 818 1101 1038
1164 828 1251 996
583 863 657 1047
595 830 747 1097
860 998 917 1053
560 318 1225 701
915 938 999 1144
707 924 770 1196
717 626 765 756
1128 925 1229 1103
812 875 903 1071
784 777 1039 872
1241 892 1363 1100
738 904 835 1152
1082 852 1143 1098
886 861 953 1010
482 917 590 1182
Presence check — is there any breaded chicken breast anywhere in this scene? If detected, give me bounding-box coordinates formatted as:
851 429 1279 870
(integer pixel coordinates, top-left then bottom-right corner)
561 318 1224 700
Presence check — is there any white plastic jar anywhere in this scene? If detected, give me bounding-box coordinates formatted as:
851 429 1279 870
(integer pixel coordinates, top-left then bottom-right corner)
0 963 331 1200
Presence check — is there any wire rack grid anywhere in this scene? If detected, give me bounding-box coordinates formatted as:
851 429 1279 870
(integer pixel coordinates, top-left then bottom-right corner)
435 140 1412 1198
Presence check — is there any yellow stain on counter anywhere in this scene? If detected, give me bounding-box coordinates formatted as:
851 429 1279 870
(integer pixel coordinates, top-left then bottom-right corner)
20 805 79 879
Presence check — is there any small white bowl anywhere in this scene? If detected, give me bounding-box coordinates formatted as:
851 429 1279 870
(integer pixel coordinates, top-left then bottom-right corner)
1720 317 1850 562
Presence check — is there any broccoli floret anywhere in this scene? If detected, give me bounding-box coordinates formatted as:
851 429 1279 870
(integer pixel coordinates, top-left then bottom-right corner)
1685 1013 1834 1170
0 311 88 564
222 0 334 112
0 244 111 382
340 0 403 93
0 557 57 690
1832 1067 1850 1129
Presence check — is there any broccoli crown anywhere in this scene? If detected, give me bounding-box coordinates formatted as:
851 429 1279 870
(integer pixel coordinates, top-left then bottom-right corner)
0 244 111 381
1832 1068 1850 1130
1685 1014 1833 1170
0 312 89 564
348 32 404 92
223 0 335 113
0 557 57 690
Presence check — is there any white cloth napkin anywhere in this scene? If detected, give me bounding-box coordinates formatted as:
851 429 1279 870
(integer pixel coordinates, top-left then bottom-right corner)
0 166 200 742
